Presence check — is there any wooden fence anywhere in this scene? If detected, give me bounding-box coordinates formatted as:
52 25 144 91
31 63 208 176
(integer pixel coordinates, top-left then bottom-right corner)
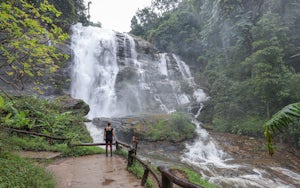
3 127 203 188
70 136 202 188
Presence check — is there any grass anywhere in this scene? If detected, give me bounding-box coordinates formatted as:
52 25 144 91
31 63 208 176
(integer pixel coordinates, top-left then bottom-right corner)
180 168 219 188
0 151 56 188
0 94 107 188
2 131 104 156
127 161 156 188
0 130 104 188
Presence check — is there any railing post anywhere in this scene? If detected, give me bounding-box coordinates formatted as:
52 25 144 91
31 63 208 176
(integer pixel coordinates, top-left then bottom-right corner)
161 173 173 188
141 168 149 186
116 140 120 150
132 136 138 154
127 148 135 167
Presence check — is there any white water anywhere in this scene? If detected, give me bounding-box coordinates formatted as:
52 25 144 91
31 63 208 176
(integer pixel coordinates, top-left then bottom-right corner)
70 24 300 188
71 24 119 118
181 120 300 187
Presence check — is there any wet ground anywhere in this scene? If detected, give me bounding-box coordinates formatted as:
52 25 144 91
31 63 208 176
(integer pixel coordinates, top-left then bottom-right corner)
17 130 300 188
208 131 300 172
46 155 143 188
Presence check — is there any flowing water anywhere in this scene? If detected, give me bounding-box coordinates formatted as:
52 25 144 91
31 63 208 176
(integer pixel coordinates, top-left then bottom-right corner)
70 24 300 188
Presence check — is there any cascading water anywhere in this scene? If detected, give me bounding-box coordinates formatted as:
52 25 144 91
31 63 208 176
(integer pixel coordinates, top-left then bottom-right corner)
181 121 300 187
70 23 300 188
71 23 206 118
71 24 119 118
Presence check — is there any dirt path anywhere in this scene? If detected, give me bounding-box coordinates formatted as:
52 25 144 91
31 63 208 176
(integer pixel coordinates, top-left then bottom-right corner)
46 155 144 188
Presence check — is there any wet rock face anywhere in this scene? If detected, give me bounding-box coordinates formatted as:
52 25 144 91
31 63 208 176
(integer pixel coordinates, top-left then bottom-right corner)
133 35 159 60
111 32 206 115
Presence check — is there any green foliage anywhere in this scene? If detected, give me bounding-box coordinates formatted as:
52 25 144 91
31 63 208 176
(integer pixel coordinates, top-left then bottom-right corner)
60 146 104 157
231 117 266 136
128 161 144 179
9 135 51 151
0 0 69 93
1 130 103 158
145 113 195 142
1 95 91 143
264 102 300 155
114 148 128 158
26 0 89 31
128 161 155 188
0 94 105 159
0 151 56 188
180 168 219 188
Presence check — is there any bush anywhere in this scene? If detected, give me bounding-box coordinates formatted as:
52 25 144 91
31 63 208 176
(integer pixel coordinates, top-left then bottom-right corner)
145 112 196 142
1 95 92 143
213 116 266 137
180 168 219 188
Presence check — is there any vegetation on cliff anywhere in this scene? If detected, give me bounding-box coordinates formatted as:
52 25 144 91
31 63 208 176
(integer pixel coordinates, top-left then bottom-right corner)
131 0 300 148
122 113 196 142
145 113 196 142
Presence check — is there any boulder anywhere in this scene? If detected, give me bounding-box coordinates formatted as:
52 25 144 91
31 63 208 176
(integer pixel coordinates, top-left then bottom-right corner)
54 95 90 115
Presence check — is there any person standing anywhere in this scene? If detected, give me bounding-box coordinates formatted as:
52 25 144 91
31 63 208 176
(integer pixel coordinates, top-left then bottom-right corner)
104 122 114 157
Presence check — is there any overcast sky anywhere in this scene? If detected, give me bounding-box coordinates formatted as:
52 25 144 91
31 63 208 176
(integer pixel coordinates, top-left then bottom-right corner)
87 0 152 32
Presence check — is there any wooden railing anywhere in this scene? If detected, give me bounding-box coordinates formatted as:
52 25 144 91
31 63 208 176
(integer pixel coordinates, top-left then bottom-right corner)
158 166 202 188
5 126 203 188
69 137 202 187
127 147 161 187
116 137 202 188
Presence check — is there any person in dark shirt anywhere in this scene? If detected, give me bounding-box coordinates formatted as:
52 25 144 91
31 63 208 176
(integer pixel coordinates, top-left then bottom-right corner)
104 122 114 157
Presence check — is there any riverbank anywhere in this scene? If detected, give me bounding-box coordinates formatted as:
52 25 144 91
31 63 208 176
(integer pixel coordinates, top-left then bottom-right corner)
134 129 300 187
209 131 300 173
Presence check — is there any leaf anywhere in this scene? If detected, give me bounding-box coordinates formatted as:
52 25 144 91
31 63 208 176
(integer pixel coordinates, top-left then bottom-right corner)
6 72 14 76
264 102 300 155
0 96 4 110
0 0 69 92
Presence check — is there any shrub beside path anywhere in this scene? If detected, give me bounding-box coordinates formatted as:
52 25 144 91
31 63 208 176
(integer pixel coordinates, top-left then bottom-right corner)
46 154 144 188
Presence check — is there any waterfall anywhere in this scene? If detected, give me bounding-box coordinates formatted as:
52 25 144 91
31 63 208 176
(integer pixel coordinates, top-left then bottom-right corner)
69 23 300 188
70 24 119 118
70 23 208 118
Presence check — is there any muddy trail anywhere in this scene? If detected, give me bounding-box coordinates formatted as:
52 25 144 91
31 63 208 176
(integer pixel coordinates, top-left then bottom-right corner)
46 155 143 188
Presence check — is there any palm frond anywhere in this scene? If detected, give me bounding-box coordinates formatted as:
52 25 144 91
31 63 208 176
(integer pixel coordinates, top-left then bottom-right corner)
264 102 300 156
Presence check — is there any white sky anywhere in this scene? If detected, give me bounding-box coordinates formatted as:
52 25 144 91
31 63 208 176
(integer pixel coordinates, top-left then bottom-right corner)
87 0 152 32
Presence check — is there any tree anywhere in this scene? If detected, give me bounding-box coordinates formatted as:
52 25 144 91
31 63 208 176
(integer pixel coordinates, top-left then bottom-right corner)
0 0 69 93
264 102 300 156
241 12 291 118
26 0 89 30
